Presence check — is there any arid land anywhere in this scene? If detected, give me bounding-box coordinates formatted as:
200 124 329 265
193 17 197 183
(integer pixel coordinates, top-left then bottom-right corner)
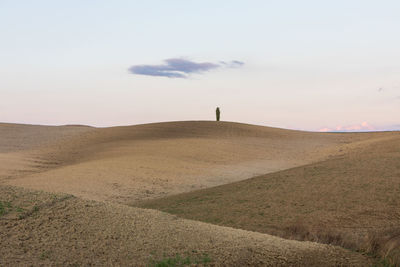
1 121 399 266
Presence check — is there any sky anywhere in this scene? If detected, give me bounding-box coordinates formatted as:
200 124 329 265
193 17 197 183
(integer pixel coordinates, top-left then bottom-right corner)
1 0 399 131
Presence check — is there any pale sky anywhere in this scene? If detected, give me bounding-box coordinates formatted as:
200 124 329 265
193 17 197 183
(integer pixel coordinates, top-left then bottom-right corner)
1 0 399 131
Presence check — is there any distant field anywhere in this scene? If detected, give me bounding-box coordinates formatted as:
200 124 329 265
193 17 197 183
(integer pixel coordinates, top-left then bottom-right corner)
2 121 375 203
1 121 398 265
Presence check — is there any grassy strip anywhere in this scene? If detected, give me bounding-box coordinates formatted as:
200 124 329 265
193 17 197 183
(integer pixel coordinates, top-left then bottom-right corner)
148 253 212 267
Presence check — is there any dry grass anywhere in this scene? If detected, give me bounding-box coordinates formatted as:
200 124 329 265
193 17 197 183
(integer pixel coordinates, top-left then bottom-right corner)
2 121 379 203
1 121 399 265
365 228 400 265
273 223 400 265
279 221 359 250
138 131 400 265
0 185 371 266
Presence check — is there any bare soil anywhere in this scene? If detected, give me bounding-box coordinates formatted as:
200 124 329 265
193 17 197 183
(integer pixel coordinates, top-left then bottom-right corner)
0 185 372 266
138 130 400 264
1 121 396 265
1 121 383 204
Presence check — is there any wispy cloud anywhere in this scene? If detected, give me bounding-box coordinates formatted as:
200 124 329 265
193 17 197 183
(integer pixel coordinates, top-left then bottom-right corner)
318 122 376 132
219 60 244 68
128 58 244 78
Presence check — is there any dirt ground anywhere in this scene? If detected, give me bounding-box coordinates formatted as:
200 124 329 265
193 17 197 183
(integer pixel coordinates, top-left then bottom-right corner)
1 121 382 204
0 185 371 266
1 121 395 265
138 130 400 263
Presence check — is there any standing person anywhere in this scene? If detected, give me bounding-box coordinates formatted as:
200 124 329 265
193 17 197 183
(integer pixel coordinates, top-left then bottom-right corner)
216 107 221 121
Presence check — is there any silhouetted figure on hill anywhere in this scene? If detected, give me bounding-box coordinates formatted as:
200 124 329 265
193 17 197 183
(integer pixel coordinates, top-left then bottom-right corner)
216 107 220 121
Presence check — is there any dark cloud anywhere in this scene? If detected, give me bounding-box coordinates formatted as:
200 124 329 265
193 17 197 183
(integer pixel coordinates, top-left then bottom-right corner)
128 58 244 78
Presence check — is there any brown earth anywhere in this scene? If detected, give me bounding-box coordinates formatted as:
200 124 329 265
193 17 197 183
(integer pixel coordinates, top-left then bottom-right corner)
138 129 400 263
0 123 92 184
1 121 396 265
0 121 385 203
0 185 370 266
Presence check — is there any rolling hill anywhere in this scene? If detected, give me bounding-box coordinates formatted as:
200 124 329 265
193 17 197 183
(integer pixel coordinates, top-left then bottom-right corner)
1 121 385 203
1 121 398 265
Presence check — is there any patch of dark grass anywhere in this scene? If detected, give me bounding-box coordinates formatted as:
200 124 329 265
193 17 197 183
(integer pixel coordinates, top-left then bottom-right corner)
0 201 6 216
39 250 50 260
0 201 24 217
15 206 24 212
148 253 212 267
196 254 211 265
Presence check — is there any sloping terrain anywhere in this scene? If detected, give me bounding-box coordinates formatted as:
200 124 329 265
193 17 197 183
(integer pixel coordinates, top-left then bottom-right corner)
0 185 370 266
1 121 396 265
1 121 386 204
0 123 92 153
138 131 400 262
0 123 93 184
